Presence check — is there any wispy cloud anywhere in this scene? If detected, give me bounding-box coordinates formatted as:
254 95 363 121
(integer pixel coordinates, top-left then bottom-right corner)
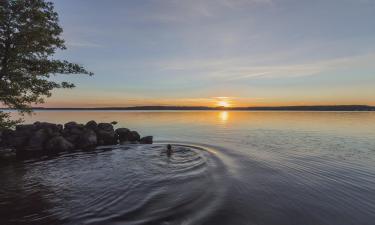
157 53 375 81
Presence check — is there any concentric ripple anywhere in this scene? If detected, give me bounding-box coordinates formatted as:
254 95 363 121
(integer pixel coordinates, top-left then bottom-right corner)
0 144 228 225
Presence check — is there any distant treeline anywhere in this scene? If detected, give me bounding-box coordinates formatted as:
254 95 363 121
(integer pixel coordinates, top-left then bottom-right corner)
1 105 374 111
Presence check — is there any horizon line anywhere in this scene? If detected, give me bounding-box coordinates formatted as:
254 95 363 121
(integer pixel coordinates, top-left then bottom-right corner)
1 105 375 111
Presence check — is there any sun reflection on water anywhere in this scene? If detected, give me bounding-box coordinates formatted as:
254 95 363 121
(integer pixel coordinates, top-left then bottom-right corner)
219 111 229 122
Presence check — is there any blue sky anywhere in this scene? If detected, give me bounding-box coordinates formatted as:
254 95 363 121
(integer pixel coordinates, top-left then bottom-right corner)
48 0 375 107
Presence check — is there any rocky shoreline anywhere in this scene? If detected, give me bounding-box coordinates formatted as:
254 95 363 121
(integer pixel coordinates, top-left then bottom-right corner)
0 121 153 159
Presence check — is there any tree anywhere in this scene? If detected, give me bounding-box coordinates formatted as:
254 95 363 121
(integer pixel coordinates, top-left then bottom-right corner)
0 0 93 128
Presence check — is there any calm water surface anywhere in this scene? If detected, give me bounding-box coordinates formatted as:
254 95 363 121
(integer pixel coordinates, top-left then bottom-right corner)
1 111 375 225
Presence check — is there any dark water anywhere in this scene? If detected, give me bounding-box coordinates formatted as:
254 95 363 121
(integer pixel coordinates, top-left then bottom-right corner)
1 111 375 225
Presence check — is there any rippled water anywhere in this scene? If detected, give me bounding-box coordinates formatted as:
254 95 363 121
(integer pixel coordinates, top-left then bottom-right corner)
1 111 375 225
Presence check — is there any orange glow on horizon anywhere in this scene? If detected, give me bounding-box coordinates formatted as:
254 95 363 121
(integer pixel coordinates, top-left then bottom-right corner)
217 101 231 108
23 93 375 108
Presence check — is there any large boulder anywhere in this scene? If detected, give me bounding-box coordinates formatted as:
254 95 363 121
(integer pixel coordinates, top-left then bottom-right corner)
97 123 113 131
34 122 62 132
96 130 117 145
77 129 97 149
62 122 86 146
8 131 29 150
96 123 117 145
85 120 98 130
115 128 140 144
24 129 49 152
45 136 74 153
34 122 62 138
64 121 80 130
129 131 140 143
115 128 131 142
14 124 36 139
15 124 36 132
140 136 153 144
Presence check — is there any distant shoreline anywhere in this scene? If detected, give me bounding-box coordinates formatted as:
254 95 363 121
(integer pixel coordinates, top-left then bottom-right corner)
1 105 375 111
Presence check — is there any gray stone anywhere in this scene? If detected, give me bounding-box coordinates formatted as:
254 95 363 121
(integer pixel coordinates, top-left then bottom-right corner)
115 129 140 143
77 129 97 149
25 129 49 152
97 123 114 132
64 121 80 130
15 124 36 132
96 130 117 145
45 136 74 153
140 136 153 144
34 122 61 133
85 120 98 130
115 128 131 142
129 131 141 142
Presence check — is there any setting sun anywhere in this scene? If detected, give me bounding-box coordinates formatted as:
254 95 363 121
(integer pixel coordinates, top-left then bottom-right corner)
217 101 230 108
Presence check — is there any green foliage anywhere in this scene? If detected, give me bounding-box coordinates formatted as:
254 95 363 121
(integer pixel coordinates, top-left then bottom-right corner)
0 111 21 128
0 0 92 128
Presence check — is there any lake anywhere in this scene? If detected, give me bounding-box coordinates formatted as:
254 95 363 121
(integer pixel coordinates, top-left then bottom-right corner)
1 111 375 225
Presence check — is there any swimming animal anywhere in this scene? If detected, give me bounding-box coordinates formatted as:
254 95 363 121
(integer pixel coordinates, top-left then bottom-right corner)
167 144 172 157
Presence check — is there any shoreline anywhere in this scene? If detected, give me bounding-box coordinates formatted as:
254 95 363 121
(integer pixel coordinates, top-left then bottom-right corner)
1 105 375 111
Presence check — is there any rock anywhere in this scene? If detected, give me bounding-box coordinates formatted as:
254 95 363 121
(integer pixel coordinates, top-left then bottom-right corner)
8 132 29 150
111 121 118 125
64 121 80 130
129 131 141 142
34 122 62 137
96 123 117 145
96 129 117 145
15 124 36 132
1 120 152 157
85 120 98 130
25 129 49 152
64 134 80 145
115 128 140 143
69 127 84 135
77 129 97 149
45 136 74 153
97 123 113 131
140 136 153 144
14 124 35 139
115 128 131 142
34 122 61 133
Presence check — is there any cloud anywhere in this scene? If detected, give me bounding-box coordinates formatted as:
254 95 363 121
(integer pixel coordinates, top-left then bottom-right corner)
156 53 375 81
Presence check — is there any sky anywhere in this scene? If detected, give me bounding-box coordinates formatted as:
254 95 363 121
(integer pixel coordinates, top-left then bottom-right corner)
45 0 375 107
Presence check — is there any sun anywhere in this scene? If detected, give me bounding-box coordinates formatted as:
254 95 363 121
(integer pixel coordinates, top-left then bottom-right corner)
217 100 230 108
